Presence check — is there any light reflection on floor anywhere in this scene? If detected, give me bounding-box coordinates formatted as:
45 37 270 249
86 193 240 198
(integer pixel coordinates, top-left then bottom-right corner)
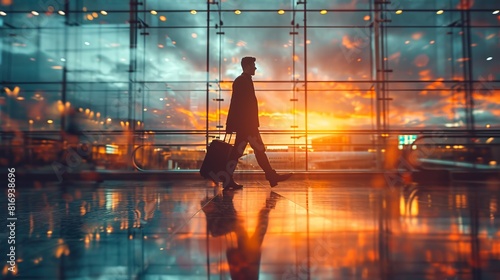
1 179 500 279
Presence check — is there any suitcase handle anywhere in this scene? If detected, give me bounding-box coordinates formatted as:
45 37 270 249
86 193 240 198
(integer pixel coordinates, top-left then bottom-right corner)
223 133 233 143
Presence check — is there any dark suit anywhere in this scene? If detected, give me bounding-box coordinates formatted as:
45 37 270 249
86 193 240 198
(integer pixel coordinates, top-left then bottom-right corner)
226 73 273 174
226 73 259 133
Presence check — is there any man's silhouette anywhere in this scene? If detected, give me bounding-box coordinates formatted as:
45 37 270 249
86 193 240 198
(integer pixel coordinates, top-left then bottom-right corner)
201 189 282 280
225 191 282 280
225 56 292 189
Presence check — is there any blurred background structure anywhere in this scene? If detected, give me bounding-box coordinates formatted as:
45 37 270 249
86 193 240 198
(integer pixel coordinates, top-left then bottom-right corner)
1 2 500 280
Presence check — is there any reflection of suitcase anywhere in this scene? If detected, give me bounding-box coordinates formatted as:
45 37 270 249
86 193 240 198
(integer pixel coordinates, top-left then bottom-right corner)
201 196 237 237
200 135 233 183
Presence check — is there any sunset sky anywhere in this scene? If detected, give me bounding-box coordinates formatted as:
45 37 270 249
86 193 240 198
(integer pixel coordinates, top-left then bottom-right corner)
0 0 498 133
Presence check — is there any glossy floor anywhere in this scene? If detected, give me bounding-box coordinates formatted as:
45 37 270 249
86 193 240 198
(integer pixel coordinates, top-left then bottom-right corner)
2 178 500 280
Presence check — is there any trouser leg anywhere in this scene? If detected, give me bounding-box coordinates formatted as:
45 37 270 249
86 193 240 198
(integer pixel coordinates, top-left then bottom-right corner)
254 151 273 174
227 133 248 176
247 130 274 174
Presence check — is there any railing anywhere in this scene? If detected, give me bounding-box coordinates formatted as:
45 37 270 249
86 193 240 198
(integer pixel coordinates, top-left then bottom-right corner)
406 131 500 171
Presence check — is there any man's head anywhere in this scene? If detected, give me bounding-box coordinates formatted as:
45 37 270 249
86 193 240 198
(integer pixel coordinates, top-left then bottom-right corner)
241 56 257 76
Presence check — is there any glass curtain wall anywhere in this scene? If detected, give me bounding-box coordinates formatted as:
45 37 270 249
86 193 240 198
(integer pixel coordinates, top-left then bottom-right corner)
0 0 498 171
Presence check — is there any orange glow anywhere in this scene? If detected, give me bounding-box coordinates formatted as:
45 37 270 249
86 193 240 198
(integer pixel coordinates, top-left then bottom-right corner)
412 32 423 40
410 196 419 216
457 0 474 9
385 52 400 65
363 15 370 21
301 112 340 130
176 107 206 129
4 86 20 96
54 239 70 258
2 263 17 276
414 54 430 67
219 81 232 90
418 69 433 81
2 0 12 5
342 35 363 50
399 195 406 216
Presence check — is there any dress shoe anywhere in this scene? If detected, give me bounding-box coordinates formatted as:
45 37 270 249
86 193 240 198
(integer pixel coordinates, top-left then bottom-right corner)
265 170 292 187
266 191 284 209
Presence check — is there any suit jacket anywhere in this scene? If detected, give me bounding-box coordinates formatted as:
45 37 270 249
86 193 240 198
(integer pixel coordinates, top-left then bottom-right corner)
226 73 260 133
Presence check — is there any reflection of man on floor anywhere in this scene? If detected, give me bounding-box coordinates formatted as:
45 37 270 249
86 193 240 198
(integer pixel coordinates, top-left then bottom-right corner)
226 191 281 280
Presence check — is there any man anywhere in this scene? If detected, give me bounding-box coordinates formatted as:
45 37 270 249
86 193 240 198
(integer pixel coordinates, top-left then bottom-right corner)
225 56 292 189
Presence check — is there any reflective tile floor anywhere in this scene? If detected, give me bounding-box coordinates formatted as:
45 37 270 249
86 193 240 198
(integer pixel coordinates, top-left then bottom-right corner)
1 178 500 280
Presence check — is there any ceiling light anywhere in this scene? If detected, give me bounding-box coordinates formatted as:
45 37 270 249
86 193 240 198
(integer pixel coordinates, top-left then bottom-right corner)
190 10 197 15
0 11 7 16
100 10 107 15
493 10 499 15
278 10 285 15
320 10 327 15
151 10 157 15
395 10 403 14
58 10 65 15
31 11 39 16
436 10 444 15
486 57 493 61
235 10 241 15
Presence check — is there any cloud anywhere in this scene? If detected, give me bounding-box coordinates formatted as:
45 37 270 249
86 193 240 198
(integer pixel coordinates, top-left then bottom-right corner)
1 1 498 131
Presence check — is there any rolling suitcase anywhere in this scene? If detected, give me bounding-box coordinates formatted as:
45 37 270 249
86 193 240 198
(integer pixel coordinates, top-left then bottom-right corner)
200 134 234 183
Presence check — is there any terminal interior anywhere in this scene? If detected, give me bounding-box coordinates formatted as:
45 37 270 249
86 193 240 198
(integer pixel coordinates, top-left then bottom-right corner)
1 0 499 279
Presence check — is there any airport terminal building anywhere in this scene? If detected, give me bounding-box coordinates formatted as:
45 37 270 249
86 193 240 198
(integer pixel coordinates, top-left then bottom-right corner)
1 1 499 279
